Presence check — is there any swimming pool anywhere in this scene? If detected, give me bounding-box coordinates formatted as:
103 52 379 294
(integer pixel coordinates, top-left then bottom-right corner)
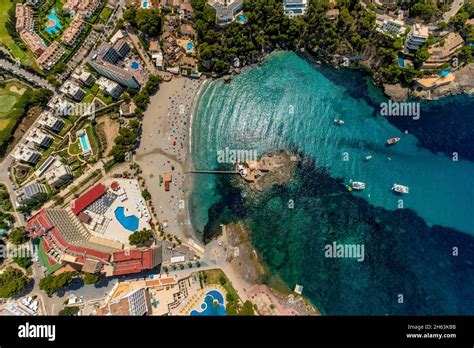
45 8 62 35
142 1 149 8
131 61 139 70
190 290 226 316
79 131 91 154
397 57 405 68
439 69 451 77
237 14 247 24
186 42 193 51
114 207 139 231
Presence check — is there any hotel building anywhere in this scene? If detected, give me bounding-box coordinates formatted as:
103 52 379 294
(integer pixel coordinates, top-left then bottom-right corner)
90 60 140 89
27 184 163 277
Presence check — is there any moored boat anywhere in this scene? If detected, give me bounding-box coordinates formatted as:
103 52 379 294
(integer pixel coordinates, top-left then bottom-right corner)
365 155 372 161
392 183 409 194
334 119 344 125
386 137 400 145
351 181 366 190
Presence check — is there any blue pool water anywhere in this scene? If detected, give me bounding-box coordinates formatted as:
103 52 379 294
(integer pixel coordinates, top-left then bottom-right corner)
466 43 474 47
79 133 90 152
131 61 139 70
237 14 247 24
397 57 405 68
45 8 62 35
114 207 139 231
186 42 193 51
439 69 451 76
190 290 226 316
143 1 148 7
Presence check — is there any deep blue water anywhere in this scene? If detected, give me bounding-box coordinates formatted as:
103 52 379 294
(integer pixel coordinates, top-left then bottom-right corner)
190 51 474 315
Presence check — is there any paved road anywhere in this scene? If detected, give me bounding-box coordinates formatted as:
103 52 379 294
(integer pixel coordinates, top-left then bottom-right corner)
0 58 55 91
442 0 465 22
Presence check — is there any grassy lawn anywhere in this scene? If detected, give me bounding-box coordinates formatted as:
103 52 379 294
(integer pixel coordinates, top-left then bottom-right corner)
69 139 82 155
99 6 113 23
37 238 63 275
201 269 238 300
0 82 24 116
0 0 39 68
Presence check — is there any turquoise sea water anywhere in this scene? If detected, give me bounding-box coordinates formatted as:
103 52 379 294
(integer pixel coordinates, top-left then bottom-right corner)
190 51 474 314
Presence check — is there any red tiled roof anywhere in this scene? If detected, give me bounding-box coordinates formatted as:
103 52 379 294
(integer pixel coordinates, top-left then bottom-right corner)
71 183 107 215
113 249 142 261
27 209 53 237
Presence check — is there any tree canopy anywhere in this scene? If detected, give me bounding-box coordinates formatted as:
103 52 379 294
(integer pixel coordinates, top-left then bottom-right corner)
129 229 154 246
0 267 28 298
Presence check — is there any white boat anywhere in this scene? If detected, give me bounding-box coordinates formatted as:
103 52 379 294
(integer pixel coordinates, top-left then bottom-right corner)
350 180 366 190
392 183 409 194
365 155 372 161
334 119 344 125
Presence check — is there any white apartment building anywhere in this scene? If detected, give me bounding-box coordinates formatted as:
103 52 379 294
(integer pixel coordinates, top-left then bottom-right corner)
45 162 74 188
60 81 86 101
37 111 65 132
405 24 429 51
26 127 53 148
97 77 123 98
12 144 41 164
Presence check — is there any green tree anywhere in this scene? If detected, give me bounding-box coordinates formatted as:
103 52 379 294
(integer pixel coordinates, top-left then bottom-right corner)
128 229 154 246
39 272 75 297
0 267 28 298
8 227 29 245
13 256 32 269
83 272 101 285
58 306 80 316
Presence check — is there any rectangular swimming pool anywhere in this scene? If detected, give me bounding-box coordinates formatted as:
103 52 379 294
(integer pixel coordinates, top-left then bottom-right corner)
79 132 91 154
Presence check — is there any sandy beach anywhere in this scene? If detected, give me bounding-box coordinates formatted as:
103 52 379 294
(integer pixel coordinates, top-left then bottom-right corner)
135 76 203 244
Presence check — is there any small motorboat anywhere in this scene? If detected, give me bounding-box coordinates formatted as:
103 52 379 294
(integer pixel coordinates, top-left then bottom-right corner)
351 181 366 190
392 183 409 194
365 155 373 161
387 137 400 145
334 119 345 125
